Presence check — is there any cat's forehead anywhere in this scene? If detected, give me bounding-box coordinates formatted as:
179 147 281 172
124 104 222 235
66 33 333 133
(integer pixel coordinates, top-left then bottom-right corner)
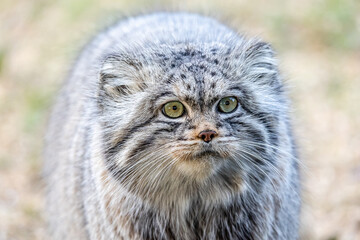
155 44 236 73
151 45 240 104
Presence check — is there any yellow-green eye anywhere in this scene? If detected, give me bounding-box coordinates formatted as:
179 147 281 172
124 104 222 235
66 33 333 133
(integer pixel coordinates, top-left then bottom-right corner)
218 97 238 113
163 101 185 118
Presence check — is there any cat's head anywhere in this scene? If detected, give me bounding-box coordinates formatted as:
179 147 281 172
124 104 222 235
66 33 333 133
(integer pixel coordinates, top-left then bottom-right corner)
97 39 287 205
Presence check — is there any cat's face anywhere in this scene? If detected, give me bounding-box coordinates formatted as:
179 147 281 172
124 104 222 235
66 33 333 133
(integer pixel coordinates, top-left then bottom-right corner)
98 41 285 204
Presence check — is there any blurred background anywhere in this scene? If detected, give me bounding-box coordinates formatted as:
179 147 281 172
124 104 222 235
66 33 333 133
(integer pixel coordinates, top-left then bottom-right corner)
0 0 359 239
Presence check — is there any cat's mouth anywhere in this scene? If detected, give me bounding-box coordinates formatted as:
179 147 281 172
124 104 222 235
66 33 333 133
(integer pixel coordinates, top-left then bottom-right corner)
192 149 221 158
171 142 230 165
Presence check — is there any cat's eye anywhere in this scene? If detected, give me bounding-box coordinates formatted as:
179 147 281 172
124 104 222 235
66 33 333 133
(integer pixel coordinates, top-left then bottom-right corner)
162 101 185 118
218 96 238 113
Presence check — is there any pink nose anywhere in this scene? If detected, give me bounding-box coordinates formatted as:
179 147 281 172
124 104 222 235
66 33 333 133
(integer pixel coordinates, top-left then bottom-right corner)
198 130 218 143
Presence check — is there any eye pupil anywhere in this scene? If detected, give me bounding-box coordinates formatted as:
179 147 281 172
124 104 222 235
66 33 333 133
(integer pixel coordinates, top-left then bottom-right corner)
172 106 177 110
225 101 230 105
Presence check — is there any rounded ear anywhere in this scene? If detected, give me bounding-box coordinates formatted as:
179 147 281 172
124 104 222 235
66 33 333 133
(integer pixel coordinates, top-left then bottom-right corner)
243 41 280 86
245 41 275 60
99 53 146 98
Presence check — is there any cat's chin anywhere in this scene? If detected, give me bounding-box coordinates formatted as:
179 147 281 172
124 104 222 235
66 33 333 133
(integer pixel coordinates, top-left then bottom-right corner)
174 151 226 181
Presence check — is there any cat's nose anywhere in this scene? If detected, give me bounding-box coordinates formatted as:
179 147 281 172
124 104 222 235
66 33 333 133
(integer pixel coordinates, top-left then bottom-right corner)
198 130 218 143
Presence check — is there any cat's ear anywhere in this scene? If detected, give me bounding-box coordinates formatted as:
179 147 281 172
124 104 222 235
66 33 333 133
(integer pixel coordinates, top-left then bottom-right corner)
243 41 280 86
99 53 146 98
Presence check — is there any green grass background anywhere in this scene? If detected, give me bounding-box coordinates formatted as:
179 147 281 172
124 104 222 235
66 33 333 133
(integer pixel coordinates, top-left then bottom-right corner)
0 0 359 239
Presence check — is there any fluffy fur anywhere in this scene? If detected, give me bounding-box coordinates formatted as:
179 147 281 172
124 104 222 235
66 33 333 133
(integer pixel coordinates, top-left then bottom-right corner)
44 12 301 240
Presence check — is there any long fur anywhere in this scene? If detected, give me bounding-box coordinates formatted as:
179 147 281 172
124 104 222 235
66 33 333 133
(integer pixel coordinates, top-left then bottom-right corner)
44 12 301 240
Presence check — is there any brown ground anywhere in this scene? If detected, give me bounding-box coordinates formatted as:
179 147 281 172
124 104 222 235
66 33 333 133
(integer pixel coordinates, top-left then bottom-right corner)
0 0 359 239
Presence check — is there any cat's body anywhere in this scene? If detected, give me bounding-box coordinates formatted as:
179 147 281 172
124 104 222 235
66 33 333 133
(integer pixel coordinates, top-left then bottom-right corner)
44 13 301 240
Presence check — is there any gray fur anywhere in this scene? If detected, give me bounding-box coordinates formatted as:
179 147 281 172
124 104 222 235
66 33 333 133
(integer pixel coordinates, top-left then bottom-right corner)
44 12 301 240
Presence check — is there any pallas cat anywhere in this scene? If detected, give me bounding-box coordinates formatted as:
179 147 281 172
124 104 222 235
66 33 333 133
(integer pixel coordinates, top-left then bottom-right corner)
44 12 301 240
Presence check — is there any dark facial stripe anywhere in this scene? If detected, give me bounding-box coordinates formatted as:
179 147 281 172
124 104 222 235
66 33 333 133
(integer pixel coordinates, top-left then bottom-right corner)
104 116 155 161
105 119 181 181
229 121 265 144
228 120 276 179
229 85 261 117
229 84 280 149
153 120 182 128
223 112 245 121
235 110 279 150
253 113 279 148
229 119 278 189
153 125 181 134
126 135 156 163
